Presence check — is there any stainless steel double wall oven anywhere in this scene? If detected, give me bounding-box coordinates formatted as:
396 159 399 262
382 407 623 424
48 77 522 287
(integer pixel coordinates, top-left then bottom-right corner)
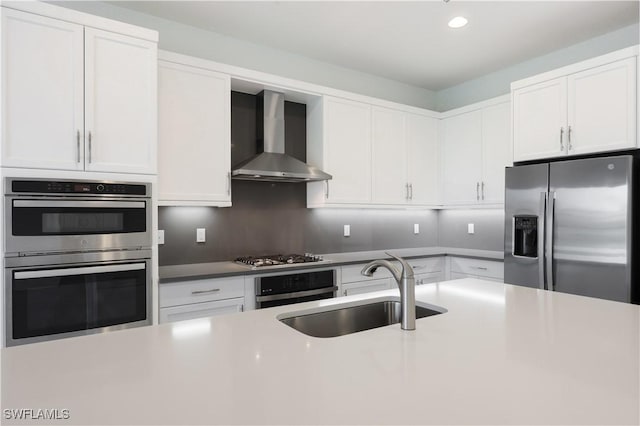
4 178 153 346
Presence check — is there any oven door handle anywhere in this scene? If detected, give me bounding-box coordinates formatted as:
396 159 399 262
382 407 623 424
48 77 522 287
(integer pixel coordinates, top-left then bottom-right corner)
12 200 146 209
256 286 338 303
14 263 146 280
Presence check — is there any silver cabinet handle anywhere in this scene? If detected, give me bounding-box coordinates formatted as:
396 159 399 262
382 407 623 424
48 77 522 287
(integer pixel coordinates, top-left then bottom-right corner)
472 266 488 271
240 304 244 312
559 127 564 151
481 181 485 200
476 182 480 201
88 131 93 163
405 183 410 200
76 130 81 163
227 172 231 195
567 126 572 151
191 288 220 295
409 183 413 200
325 181 329 199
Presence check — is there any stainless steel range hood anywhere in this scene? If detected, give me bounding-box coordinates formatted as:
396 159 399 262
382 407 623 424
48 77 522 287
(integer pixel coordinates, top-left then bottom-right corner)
231 90 332 183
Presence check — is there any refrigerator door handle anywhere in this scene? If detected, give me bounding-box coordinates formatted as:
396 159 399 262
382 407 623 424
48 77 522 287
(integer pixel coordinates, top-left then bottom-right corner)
545 191 556 291
538 192 547 289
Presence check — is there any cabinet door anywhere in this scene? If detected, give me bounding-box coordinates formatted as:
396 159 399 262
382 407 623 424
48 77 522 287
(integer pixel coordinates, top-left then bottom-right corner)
371 107 407 204
567 58 637 156
341 278 391 297
158 61 230 204
1 9 84 170
441 111 483 205
84 28 157 174
323 97 371 203
406 113 439 205
159 298 244 324
481 102 511 204
513 78 567 161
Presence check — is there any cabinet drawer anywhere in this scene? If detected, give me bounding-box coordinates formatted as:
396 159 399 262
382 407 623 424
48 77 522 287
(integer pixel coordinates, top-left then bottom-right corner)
405 257 443 273
449 257 504 280
341 263 392 283
159 297 244 324
160 276 244 308
415 271 443 285
341 278 391 297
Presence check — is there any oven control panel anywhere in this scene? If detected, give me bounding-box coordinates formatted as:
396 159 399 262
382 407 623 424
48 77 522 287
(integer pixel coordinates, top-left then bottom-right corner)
9 179 148 196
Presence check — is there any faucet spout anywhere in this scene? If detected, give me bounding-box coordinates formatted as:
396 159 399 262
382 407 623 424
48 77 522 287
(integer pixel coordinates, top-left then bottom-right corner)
360 253 416 330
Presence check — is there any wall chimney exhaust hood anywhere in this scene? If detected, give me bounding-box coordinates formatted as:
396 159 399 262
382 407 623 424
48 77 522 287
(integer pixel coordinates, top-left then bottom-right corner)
231 90 332 183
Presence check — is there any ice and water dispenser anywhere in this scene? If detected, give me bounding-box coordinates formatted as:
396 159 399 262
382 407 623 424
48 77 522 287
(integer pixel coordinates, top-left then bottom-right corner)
513 216 538 258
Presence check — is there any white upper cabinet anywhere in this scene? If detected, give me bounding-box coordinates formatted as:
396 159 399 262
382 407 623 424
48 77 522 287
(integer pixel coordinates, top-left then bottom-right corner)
84 28 157 174
406 113 439 205
441 110 483 205
512 78 567 161
307 96 372 206
371 107 407 204
1 9 84 170
481 102 511 204
158 57 231 206
441 97 511 207
307 96 439 208
1 6 158 174
512 48 637 162
567 58 636 156
371 107 439 206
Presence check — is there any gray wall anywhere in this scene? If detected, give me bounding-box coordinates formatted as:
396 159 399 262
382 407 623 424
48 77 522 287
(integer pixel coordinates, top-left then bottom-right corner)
438 209 505 251
436 23 640 111
51 1 437 110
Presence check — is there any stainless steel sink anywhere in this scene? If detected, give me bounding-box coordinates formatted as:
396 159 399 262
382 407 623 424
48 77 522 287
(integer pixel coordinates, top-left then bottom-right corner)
278 298 446 338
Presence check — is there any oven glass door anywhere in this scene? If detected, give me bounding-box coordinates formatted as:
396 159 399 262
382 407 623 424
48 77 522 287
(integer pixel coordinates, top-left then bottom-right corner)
9 262 148 344
11 199 147 236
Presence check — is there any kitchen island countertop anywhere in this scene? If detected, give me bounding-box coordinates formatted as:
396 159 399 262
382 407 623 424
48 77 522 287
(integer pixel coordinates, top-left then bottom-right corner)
2 279 638 425
159 246 503 282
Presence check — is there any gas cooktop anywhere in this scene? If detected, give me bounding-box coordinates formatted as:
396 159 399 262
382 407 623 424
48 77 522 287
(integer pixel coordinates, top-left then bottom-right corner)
235 254 331 269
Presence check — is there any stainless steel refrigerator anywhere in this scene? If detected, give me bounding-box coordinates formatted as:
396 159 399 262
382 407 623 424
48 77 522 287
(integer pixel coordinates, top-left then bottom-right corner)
504 154 637 304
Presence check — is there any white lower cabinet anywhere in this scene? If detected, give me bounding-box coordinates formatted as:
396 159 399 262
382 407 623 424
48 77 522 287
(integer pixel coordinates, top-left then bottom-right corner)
339 256 444 296
341 278 392 297
159 298 244 323
447 257 504 282
159 276 245 324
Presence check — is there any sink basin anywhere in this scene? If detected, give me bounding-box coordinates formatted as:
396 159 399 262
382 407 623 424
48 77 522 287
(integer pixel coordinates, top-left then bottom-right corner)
278 298 446 338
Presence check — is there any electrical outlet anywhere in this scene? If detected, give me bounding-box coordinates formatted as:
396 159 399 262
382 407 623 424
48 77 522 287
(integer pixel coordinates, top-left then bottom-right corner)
196 228 206 243
158 230 165 245
343 224 351 237
467 223 475 234
414 224 420 234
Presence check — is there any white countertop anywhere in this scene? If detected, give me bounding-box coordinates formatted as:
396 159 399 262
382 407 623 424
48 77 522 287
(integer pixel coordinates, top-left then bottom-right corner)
159 246 503 282
2 279 638 425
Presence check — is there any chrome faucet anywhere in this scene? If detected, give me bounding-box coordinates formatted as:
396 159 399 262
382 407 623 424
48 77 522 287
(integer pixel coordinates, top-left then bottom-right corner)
361 253 416 330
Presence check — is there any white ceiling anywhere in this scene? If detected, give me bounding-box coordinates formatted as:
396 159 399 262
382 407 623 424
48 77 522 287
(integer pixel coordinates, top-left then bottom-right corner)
113 1 639 91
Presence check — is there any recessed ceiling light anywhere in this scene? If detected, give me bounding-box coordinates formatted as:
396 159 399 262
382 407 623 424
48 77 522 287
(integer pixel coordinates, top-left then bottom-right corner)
448 16 468 29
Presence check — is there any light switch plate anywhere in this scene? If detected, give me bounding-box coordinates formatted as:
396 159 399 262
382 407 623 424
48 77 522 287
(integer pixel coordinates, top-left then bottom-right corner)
158 230 165 245
196 228 206 243
343 224 350 237
414 224 420 234
467 223 475 234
